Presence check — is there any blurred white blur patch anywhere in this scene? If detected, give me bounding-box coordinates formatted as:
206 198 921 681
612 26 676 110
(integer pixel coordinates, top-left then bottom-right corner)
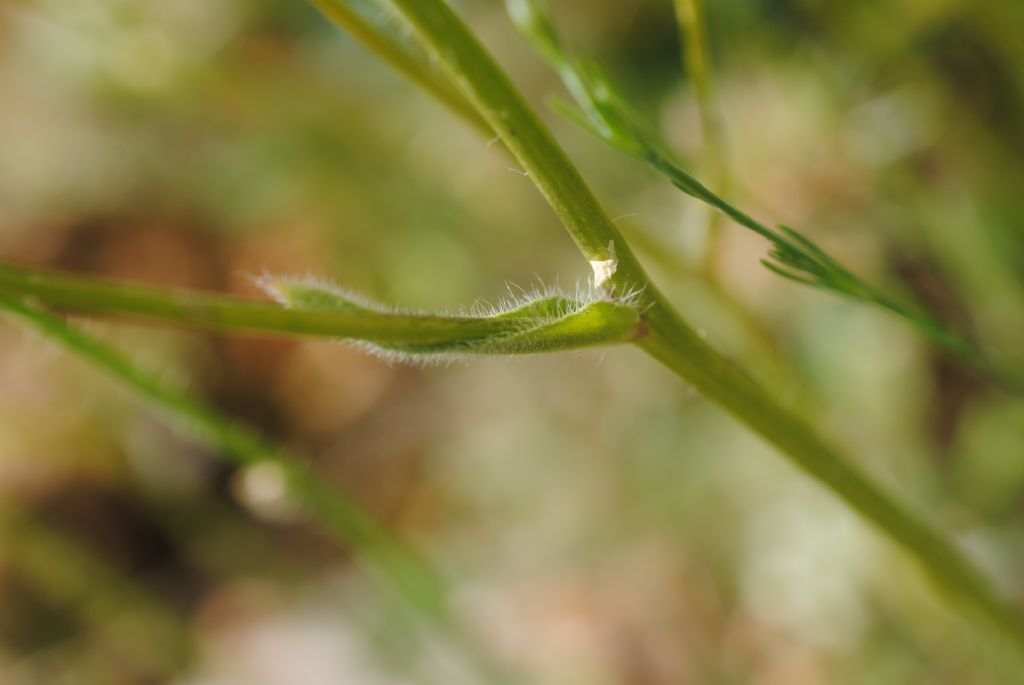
186 576 483 685
185 590 396 685
740 482 877 649
232 462 301 524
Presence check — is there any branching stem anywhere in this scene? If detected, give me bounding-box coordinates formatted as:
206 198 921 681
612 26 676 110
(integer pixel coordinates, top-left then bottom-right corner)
382 0 1024 653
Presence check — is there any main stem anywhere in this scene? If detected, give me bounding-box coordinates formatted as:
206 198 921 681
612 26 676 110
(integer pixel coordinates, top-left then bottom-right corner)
384 0 1024 651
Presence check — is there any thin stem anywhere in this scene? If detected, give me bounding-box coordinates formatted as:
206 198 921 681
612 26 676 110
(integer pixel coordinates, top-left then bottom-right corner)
380 0 1024 654
0 263 638 356
0 262 528 343
647 149 1024 393
673 0 730 272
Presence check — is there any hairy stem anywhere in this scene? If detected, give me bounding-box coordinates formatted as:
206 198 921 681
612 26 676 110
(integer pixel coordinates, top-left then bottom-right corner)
0 262 633 353
381 0 1024 653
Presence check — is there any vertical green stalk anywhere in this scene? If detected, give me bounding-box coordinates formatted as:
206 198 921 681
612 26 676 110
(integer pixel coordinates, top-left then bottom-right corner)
378 0 1024 655
673 0 730 273
668 0 802 402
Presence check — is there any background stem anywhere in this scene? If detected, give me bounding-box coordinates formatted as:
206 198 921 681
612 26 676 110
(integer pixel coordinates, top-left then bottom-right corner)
673 0 730 274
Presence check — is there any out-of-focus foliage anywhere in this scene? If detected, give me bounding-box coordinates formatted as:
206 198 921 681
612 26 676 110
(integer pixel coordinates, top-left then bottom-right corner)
0 0 1022 683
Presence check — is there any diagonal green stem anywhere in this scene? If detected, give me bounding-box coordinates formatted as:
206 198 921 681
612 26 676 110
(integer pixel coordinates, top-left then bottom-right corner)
307 0 807 403
0 292 446 615
378 0 1024 655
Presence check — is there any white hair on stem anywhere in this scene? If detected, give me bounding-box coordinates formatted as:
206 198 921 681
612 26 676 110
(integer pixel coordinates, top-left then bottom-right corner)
250 271 644 367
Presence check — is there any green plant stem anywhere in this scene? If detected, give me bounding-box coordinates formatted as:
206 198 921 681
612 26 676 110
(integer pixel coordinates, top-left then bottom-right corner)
380 0 1024 653
0 263 638 356
307 0 800 400
646 146 1024 395
308 0 807 404
0 263 531 344
672 0 730 272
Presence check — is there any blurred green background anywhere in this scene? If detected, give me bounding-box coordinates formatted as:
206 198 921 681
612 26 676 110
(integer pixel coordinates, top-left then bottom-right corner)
1 0 1023 683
